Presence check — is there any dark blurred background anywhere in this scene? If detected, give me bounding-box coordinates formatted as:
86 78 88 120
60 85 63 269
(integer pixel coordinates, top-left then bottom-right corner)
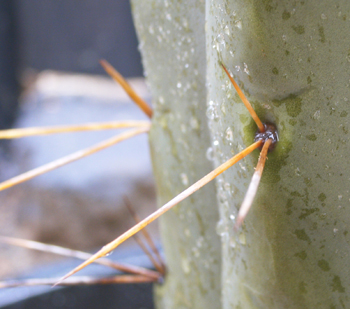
1 0 143 130
18 0 143 77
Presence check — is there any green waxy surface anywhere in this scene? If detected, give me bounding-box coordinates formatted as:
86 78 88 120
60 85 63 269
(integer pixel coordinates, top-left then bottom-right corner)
131 1 221 308
207 0 350 308
132 0 350 308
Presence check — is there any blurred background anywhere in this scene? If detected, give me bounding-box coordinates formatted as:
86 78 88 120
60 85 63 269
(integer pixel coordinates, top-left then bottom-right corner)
0 0 158 288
